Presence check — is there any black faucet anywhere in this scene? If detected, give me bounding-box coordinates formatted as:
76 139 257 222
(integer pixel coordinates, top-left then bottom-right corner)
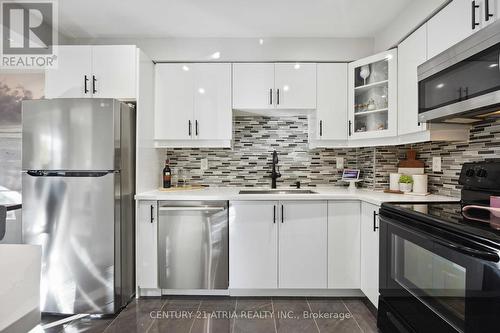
271 150 281 189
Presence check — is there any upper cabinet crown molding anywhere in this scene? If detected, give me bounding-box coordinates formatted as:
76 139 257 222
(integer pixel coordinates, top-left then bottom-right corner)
45 45 137 100
154 63 232 148
232 63 316 111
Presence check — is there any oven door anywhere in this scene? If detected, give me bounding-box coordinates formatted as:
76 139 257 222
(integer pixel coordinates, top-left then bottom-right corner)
379 215 500 333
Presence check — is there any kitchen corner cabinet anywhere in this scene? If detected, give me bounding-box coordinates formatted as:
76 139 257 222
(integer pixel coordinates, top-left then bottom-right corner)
348 49 397 140
232 63 316 110
427 0 499 59
154 63 232 147
328 201 361 289
229 201 278 289
45 45 137 100
313 63 348 141
361 202 380 308
398 24 428 136
229 200 327 289
136 200 158 290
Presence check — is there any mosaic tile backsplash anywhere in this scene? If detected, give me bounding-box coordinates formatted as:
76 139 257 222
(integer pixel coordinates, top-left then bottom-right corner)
165 116 500 197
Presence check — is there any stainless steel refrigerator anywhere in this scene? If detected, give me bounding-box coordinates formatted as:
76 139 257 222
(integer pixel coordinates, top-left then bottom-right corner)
21 99 136 315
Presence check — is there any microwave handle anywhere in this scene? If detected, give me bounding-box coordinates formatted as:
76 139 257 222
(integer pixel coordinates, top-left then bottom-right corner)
432 236 499 263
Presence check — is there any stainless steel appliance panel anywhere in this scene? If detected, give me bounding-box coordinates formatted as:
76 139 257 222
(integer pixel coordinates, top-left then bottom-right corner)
22 171 116 314
158 201 229 290
22 99 119 171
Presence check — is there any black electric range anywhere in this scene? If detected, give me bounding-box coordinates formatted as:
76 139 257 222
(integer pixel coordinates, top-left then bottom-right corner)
378 161 500 333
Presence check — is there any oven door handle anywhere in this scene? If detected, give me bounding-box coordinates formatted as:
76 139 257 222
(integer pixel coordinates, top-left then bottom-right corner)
432 237 499 262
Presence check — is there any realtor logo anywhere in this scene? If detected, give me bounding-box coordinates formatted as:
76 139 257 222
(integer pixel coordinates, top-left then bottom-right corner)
0 0 57 67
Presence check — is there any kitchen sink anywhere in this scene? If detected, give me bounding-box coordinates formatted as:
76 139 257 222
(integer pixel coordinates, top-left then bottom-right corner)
239 189 317 194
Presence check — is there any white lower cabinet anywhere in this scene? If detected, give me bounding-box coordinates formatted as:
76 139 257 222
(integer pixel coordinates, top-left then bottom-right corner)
229 201 278 289
279 201 327 288
229 200 327 289
361 202 380 308
136 200 158 290
327 201 361 289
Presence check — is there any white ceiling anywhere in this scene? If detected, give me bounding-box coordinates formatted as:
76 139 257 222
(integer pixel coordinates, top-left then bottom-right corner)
58 0 413 39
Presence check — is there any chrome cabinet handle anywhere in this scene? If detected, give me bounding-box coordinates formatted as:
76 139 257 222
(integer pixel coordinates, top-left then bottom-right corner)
150 205 154 223
472 0 480 29
485 0 493 21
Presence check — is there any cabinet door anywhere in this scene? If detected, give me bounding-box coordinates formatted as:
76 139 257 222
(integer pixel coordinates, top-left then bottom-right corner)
398 24 427 136
348 49 397 140
427 0 475 59
154 63 194 141
328 201 361 289
193 63 232 141
91 45 137 99
275 63 317 109
480 0 500 27
279 201 327 288
316 63 348 140
136 201 158 290
361 202 380 308
45 45 92 98
232 63 275 110
229 201 278 289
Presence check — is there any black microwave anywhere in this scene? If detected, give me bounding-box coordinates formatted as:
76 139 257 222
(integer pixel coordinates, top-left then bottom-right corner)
418 20 500 123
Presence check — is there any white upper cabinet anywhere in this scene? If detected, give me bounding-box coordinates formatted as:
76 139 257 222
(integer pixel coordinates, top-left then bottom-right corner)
232 63 275 110
91 45 137 99
348 49 398 140
279 201 327 289
46 45 137 100
229 201 278 289
155 63 194 141
426 0 497 59
45 46 92 98
274 63 316 109
398 24 428 136
314 63 348 141
194 64 233 141
232 63 316 110
154 63 232 147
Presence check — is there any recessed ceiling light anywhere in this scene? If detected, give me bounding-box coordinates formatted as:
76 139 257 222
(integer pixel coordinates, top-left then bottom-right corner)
210 51 220 59
182 65 189 71
436 83 445 89
283 85 290 91
198 88 205 94
259 38 264 45
294 63 301 69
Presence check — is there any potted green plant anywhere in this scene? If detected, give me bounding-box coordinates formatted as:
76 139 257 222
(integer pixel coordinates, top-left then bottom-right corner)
399 175 413 193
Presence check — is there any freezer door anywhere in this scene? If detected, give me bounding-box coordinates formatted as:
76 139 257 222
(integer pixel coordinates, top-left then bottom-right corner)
22 99 120 171
22 172 117 314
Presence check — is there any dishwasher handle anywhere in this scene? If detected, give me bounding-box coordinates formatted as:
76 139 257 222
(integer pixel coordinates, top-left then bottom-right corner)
159 206 226 212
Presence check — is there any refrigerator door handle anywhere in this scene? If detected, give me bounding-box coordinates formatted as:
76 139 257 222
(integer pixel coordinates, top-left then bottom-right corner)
26 171 112 177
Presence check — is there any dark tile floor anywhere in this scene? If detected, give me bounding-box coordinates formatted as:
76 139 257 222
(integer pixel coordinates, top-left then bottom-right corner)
39 297 378 333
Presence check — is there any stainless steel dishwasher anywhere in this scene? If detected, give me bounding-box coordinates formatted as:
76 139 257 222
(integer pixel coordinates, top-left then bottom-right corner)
158 201 229 290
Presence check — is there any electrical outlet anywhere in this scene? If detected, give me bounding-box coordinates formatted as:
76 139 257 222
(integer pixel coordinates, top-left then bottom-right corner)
201 158 208 171
432 157 442 172
336 157 344 169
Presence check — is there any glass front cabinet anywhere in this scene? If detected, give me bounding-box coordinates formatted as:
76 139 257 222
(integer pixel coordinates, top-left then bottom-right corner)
348 49 398 139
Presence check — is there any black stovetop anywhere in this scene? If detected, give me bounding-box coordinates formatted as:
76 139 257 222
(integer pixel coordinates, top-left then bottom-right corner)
381 202 500 247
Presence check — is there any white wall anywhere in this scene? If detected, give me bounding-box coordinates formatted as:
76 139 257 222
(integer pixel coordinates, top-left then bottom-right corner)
69 37 374 62
373 0 450 52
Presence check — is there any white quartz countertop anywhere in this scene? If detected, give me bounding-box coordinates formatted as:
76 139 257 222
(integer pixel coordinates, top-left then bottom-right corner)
135 186 459 206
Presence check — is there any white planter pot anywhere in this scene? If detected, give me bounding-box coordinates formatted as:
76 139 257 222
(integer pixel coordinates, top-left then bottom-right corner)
399 183 413 193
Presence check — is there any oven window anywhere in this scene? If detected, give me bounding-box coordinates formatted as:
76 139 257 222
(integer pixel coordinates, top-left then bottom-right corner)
418 43 500 113
392 235 466 331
